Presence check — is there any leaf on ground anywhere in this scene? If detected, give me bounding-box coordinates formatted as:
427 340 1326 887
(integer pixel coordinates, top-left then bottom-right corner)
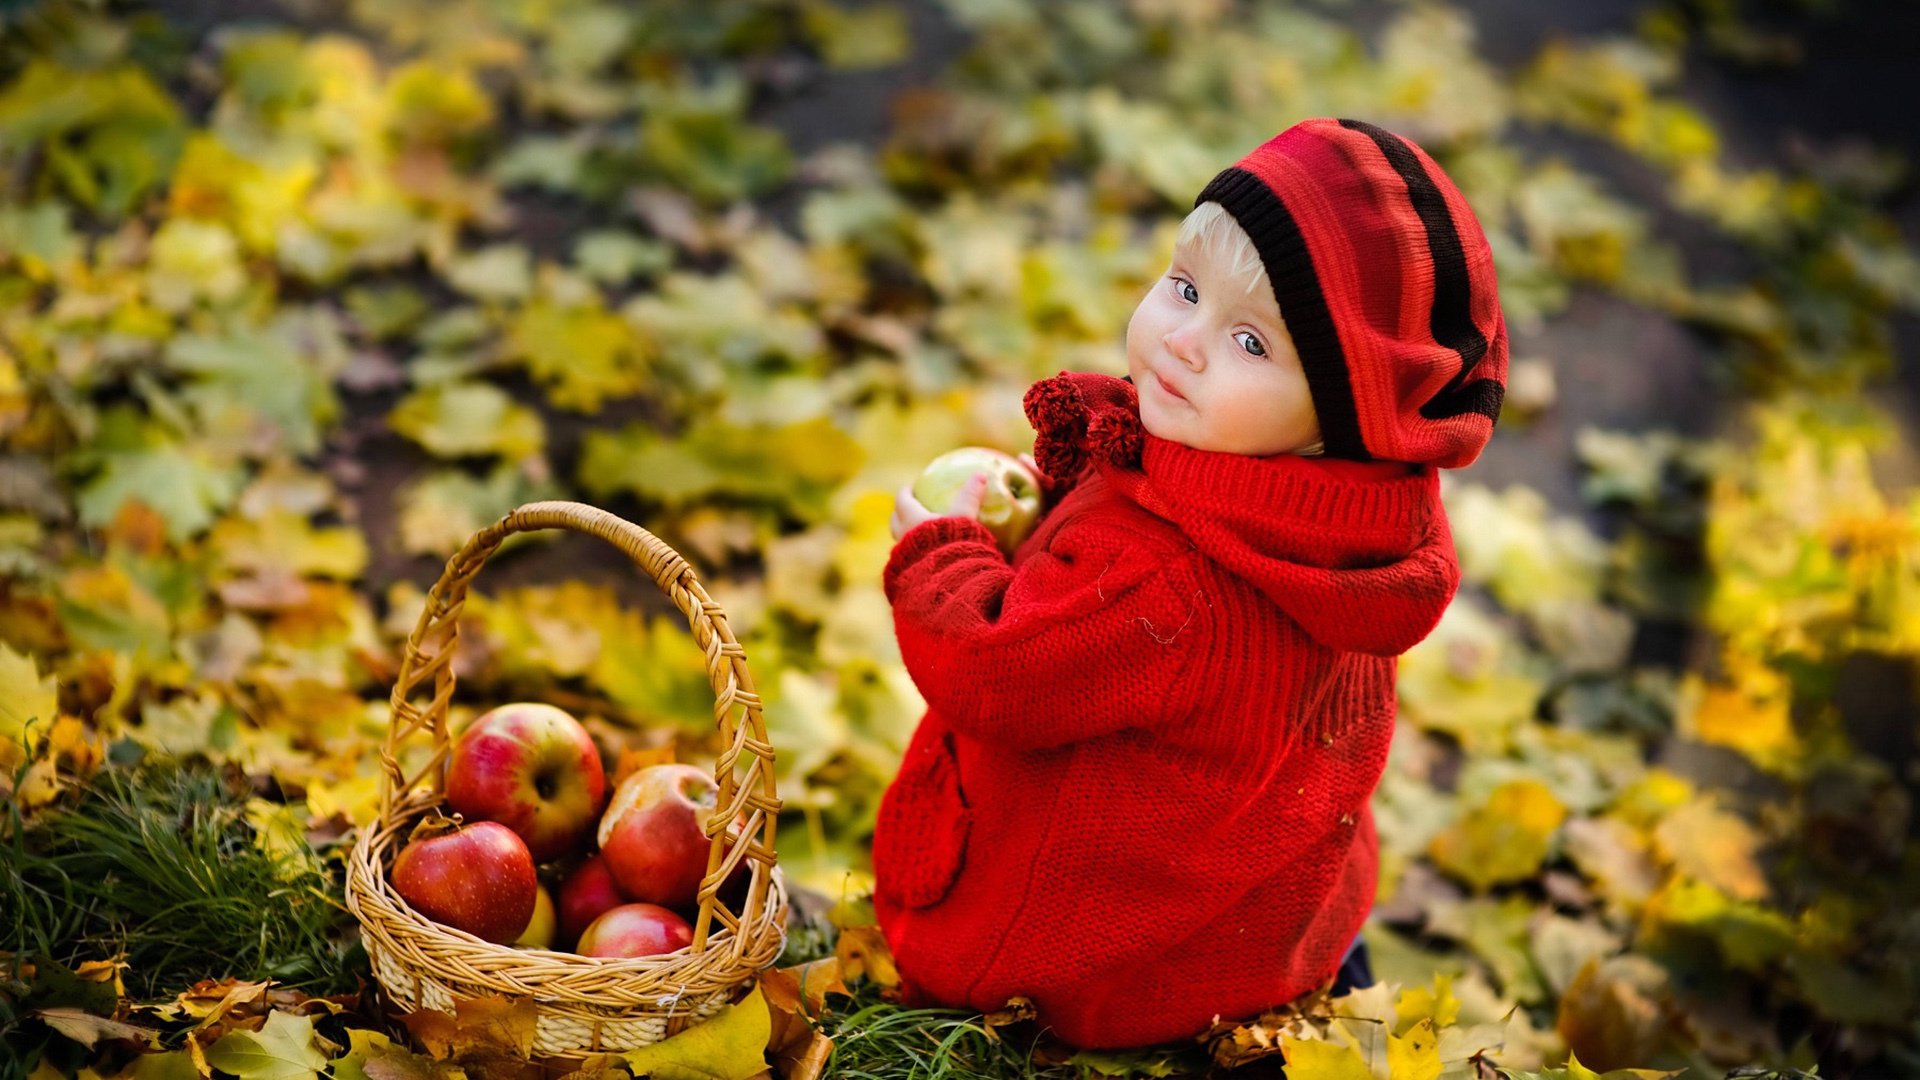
203 1010 328 1080
762 967 835 1080
1650 798 1769 901
1427 779 1569 891
1276 1034 1374 1080
394 463 557 557
0 641 59 762
35 1008 158 1050
167 322 342 458
444 244 532 301
503 297 652 411
832 927 898 990
129 1049 204 1079
1553 957 1672 1073
1501 1050 1683 1080
1386 1017 1442 1080
451 995 539 1058
1395 973 1461 1034
761 959 848 1020
578 417 862 521
75 422 246 542
801 1 910 70
617 985 771 1080
328 1028 465 1080
388 382 546 460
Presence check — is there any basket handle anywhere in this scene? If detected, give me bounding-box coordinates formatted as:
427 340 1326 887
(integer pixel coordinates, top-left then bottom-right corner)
378 500 781 953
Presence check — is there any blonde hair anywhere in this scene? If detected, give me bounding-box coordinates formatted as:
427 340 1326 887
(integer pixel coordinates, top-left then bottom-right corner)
1171 201 1324 457
1174 201 1268 299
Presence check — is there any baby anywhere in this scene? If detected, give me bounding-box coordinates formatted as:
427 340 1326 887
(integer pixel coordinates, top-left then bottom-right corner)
876 118 1507 1049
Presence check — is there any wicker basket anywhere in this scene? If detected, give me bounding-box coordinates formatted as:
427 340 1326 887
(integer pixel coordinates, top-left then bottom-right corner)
345 500 788 1058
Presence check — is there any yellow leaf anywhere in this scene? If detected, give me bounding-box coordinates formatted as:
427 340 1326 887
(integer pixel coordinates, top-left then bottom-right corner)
834 926 898 989
504 298 652 412
0 642 59 766
1428 779 1568 891
1277 1034 1373 1080
1386 1018 1442 1080
329 1027 465 1080
1679 656 1796 765
1651 799 1769 901
619 985 771 1080
1394 973 1460 1033
302 773 383 828
451 995 538 1058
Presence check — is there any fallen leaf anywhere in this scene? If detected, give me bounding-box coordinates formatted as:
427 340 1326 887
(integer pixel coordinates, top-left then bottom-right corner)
832 927 898 990
203 1010 328 1080
618 985 771 1080
329 1027 465 1080
1276 1033 1373 1080
34 1008 158 1050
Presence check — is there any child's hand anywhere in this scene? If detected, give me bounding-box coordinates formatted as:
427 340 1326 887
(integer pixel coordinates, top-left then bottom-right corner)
890 471 989 541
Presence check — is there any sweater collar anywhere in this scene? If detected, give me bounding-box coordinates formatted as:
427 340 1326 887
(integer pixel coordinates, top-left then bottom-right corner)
1024 371 1459 656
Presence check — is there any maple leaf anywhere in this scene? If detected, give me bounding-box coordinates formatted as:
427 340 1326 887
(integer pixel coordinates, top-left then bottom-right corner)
0 640 59 765
328 1028 465 1080
203 1010 328 1080
74 410 246 543
618 985 772 1080
388 382 546 460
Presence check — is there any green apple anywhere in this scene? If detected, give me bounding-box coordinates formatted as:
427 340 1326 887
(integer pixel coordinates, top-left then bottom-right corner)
912 447 1043 554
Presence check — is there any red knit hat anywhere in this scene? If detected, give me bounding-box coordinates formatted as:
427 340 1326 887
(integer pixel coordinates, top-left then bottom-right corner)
1195 118 1508 469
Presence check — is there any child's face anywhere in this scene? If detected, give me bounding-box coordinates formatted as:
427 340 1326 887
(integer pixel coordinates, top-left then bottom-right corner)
1126 226 1321 457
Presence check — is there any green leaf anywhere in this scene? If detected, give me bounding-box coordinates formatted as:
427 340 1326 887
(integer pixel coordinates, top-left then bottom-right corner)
75 412 246 543
0 60 187 216
574 230 674 285
577 416 862 520
0 200 80 277
167 322 343 458
130 1050 204 1080
203 1010 327 1080
802 1 911 70
388 382 546 460
635 78 792 205
445 245 533 302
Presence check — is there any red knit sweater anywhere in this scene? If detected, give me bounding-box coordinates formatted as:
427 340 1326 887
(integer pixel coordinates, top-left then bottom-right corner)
872 372 1460 1049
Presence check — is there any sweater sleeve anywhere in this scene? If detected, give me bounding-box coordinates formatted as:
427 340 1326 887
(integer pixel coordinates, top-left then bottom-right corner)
882 513 1208 751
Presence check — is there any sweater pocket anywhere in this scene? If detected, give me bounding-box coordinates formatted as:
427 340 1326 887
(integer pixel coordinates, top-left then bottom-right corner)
874 726 972 910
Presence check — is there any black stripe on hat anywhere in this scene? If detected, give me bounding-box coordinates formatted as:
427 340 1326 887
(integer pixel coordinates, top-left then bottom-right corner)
1195 167 1368 460
1337 119 1504 423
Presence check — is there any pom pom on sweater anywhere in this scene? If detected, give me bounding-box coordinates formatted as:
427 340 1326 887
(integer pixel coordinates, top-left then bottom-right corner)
1024 371 1147 480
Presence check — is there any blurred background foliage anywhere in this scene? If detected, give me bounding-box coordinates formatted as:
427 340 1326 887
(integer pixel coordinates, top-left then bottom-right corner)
2 0 1919 1076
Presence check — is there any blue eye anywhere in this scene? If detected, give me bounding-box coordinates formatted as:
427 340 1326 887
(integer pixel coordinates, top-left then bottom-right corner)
1175 278 1197 303
1236 331 1267 357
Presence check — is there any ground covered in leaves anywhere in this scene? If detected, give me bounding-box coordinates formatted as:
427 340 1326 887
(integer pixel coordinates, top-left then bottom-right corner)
3 0 1918 1077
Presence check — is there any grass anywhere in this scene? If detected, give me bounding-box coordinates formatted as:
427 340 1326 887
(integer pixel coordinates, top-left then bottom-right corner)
0 751 363 1001
820 985 1070 1080
811 978 1217 1080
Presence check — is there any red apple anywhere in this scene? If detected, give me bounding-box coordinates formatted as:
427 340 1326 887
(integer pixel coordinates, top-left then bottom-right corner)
597 764 731 911
446 702 607 863
555 853 628 949
576 903 694 959
391 820 538 944
913 447 1043 554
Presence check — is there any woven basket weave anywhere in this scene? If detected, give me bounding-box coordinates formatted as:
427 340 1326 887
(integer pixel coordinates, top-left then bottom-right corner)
345 501 788 1057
